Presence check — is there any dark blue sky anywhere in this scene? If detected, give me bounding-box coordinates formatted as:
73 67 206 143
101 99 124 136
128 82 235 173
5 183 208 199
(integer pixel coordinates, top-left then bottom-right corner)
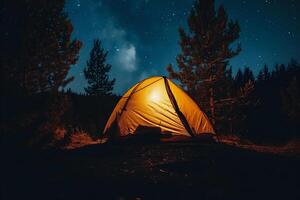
65 0 299 94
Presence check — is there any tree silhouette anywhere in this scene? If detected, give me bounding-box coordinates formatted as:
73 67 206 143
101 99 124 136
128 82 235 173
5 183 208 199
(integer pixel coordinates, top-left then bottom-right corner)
257 64 270 82
2 0 82 95
234 67 254 89
242 60 300 143
281 77 300 124
167 0 241 126
84 39 115 97
243 67 255 84
235 69 244 89
1 0 83 147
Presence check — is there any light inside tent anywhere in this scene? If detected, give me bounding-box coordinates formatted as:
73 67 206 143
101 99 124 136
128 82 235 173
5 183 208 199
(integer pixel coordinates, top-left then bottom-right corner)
149 89 161 103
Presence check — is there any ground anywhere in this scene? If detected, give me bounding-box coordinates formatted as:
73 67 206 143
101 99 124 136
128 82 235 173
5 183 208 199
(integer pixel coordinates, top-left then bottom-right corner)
2 139 300 200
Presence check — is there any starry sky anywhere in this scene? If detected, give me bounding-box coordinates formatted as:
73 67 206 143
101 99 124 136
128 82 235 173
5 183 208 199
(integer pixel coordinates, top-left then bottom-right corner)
65 0 299 94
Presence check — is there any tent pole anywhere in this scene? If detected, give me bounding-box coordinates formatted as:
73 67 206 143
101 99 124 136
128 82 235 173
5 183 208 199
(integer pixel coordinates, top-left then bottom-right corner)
163 76 195 137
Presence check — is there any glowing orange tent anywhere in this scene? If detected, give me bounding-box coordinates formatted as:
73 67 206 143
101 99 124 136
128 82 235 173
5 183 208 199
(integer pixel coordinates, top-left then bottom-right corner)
104 76 215 137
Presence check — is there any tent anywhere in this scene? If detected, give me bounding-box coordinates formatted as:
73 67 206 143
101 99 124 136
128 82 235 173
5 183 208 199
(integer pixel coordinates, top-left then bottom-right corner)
103 76 215 138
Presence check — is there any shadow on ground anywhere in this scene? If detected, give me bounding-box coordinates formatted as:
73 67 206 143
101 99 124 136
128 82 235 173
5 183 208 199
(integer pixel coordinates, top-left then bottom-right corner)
2 141 300 200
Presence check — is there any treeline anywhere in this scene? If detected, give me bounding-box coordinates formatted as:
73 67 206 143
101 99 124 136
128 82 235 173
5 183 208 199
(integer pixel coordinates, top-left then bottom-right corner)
167 0 299 143
231 62 300 143
1 0 299 148
1 0 117 148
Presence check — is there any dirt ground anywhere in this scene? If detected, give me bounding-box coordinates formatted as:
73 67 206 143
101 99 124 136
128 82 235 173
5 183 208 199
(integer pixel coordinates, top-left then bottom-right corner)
2 140 300 200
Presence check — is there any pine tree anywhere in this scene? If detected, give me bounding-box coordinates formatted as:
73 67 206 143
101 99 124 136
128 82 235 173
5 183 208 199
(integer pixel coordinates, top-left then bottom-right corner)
1 0 82 146
243 67 255 84
84 39 115 96
167 0 241 126
235 69 243 89
2 0 82 94
281 77 300 124
258 64 270 82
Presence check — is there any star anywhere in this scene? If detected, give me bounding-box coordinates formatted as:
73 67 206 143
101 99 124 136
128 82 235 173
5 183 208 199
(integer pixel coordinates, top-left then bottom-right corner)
76 0 81 7
115 47 120 52
265 0 272 5
63 0 300 94
287 31 295 38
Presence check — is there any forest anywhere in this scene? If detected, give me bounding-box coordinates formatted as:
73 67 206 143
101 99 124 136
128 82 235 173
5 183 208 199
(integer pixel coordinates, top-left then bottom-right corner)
2 1 300 200
1 0 299 149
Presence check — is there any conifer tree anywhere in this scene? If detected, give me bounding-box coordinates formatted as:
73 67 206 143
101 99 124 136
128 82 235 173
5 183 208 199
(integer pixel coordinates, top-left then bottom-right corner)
84 39 115 96
167 0 241 126
1 0 82 146
257 64 270 82
243 67 255 83
235 69 244 89
2 0 82 94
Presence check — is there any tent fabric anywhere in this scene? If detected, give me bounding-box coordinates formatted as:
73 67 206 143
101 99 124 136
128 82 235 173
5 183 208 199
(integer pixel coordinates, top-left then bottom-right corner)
103 76 215 137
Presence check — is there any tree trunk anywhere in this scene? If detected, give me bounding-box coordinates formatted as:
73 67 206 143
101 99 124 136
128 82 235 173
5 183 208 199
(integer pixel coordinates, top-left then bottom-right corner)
209 64 216 125
209 87 215 125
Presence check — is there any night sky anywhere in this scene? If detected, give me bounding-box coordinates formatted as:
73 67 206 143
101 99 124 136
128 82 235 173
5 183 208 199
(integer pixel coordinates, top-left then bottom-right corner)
65 0 299 94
